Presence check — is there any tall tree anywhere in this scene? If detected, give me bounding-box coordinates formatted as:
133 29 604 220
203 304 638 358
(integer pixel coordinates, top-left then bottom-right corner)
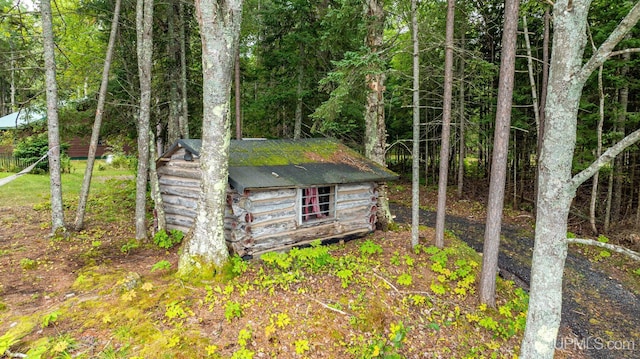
520 1 640 358
178 0 243 273
410 0 420 248
75 0 122 230
479 0 520 307
41 0 65 233
364 0 392 229
135 0 154 241
434 0 455 248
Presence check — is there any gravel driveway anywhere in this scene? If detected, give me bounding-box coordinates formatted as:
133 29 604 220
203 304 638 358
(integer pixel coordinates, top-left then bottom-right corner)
391 203 640 359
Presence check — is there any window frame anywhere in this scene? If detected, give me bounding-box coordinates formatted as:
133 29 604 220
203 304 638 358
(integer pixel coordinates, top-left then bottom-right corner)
298 185 336 225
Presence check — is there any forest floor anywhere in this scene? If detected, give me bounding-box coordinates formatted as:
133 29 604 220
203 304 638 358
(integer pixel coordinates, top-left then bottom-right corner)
0 174 637 358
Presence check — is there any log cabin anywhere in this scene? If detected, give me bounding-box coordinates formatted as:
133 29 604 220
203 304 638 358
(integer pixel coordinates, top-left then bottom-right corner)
156 138 398 257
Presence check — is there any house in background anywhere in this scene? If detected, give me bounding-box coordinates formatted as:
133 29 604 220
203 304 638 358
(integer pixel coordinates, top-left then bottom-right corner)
156 138 398 257
0 108 108 159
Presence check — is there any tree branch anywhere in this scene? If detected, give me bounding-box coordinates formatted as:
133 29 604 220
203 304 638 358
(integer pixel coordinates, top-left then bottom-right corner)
569 128 640 190
577 1 640 84
609 47 640 58
567 238 640 261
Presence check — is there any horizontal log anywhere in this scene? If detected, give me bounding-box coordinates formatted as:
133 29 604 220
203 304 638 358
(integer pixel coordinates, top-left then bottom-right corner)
162 194 198 209
160 185 200 199
251 209 297 226
246 188 297 201
250 228 371 256
336 205 374 220
166 214 194 229
337 183 375 194
164 204 197 218
159 175 200 188
157 166 202 180
250 219 298 237
336 191 376 202
164 159 201 169
336 199 376 211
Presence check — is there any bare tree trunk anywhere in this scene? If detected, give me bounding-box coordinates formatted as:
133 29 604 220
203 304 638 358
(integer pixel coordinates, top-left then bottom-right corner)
604 164 614 232
167 1 180 147
456 32 465 199
135 0 154 241
612 51 630 222
178 0 189 139
41 0 65 233
75 0 121 230
520 2 640 357
149 129 165 234
535 7 551 214
479 0 519 307
522 15 540 128
294 43 304 140
364 0 391 230
410 0 420 248
178 0 243 274
589 64 604 235
235 48 242 139
434 0 455 248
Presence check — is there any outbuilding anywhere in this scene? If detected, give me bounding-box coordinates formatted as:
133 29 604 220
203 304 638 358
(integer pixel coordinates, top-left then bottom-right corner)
156 138 397 257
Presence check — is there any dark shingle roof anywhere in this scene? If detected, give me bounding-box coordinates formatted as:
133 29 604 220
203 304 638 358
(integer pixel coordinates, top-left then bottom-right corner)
160 138 398 191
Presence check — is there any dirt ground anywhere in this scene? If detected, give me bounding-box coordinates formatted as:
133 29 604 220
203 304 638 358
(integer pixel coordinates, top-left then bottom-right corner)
0 180 637 358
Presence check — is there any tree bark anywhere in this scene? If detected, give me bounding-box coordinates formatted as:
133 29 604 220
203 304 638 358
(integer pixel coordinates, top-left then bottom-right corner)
178 0 243 273
456 32 465 199
75 0 121 231
41 0 65 233
589 65 604 235
434 0 455 248
235 48 242 139
178 0 189 139
294 42 304 140
520 1 640 357
135 0 154 241
479 0 519 307
612 51 630 222
364 0 391 230
410 0 420 248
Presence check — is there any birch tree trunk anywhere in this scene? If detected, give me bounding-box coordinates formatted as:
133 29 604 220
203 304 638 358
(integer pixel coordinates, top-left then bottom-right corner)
178 0 243 273
410 0 420 248
612 51 630 222
235 48 242 139
41 0 65 233
479 0 519 307
364 0 391 230
75 0 121 230
434 0 455 248
520 1 640 357
135 0 154 241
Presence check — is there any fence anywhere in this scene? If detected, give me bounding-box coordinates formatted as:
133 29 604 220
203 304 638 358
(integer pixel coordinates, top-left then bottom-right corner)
0 154 35 172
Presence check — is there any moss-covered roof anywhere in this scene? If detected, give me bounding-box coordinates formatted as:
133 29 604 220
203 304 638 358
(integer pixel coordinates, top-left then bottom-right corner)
160 138 398 191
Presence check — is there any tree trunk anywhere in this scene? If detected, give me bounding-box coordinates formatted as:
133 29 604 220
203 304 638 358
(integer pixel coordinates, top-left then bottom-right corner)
178 0 243 274
589 64 604 235
294 42 304 140
410 0 420 248
456 32 465 199
75 0 121 231
41 0 65 233
167 1 180 147
149 129 165 234
612 51 630 222
178 0 189 139
434 0 455 248
235 48 242 139
520 1 640 357
364 0 391 230
479 0 519 307
522 15 540 128
135 0 154 241
535 7 551 215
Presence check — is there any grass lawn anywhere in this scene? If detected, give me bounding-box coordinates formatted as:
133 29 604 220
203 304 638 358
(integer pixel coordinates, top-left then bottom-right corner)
0 160 134 206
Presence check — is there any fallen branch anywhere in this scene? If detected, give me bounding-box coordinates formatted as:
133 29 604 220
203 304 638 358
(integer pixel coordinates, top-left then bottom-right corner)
567 238 640 261
5 350 27 358
306 296 349 316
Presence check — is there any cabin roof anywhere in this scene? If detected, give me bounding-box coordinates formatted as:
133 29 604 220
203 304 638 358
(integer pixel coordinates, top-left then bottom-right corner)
160 138 398 191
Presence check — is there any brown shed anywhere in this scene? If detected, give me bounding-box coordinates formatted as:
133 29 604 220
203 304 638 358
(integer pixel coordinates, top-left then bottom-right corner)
156 138 398 257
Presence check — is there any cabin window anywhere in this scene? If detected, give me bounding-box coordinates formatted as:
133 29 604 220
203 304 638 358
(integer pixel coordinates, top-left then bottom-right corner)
300 186 335 223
